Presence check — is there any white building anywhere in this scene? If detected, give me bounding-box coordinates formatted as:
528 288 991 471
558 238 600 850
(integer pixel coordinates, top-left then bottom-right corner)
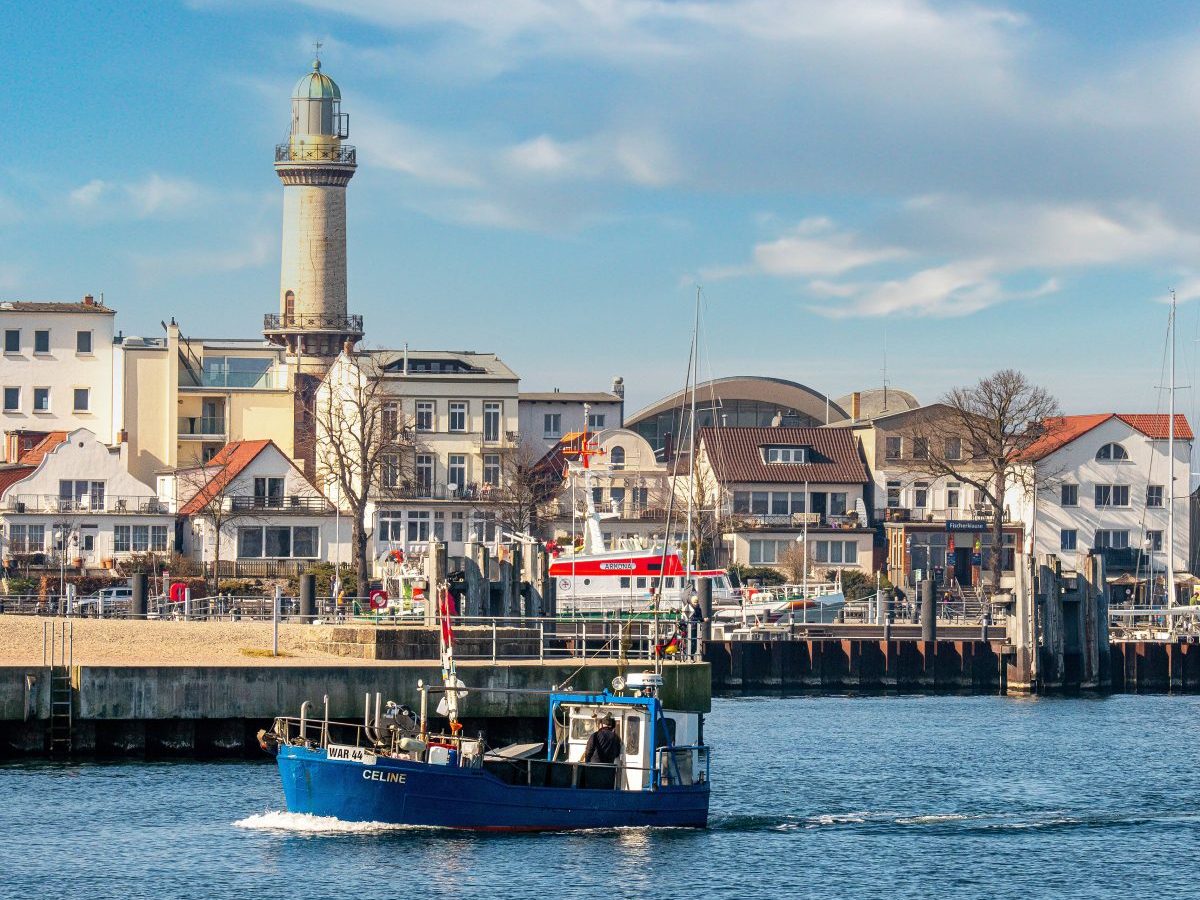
517 382 625 456
0 428 171 571
0 297 117 461
167 439 347 577
1008 413 1192 599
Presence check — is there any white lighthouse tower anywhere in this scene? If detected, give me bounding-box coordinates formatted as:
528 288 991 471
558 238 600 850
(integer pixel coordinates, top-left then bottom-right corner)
265 54 363 369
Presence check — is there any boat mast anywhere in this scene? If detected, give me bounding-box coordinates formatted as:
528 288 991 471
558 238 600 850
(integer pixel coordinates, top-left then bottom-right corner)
1167 291 1177 627
685 287 700 578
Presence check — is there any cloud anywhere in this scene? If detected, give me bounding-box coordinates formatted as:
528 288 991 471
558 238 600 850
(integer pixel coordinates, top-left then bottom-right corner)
66 174 206 220
749 217 906 277
132 233 274 284
503 131 678 186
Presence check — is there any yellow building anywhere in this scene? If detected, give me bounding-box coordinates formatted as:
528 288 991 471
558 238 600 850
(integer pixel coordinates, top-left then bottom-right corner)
116 322 297 484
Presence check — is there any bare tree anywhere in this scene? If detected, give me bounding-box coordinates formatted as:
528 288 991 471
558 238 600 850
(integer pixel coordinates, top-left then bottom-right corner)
175 452 262 591
777 541 809 584
479 440 561 538
904 369 1059 593
312 351 417 592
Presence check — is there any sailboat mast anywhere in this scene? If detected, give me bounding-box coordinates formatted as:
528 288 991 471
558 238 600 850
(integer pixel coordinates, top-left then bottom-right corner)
1167 292 1177 623
685 287 700 577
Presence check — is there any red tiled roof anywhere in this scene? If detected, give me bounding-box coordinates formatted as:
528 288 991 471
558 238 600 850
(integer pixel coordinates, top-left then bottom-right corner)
699 426 868 484
178 439 273 516
1115 414 1193 440
17 431 69 466
1023 413 1193 460
0 466 34 495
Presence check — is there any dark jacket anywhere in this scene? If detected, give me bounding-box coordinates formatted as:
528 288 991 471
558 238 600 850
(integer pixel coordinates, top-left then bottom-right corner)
584 725 623 764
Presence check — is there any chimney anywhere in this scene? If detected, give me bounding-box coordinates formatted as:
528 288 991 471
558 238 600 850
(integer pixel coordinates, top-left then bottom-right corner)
851 391 861 422
343 339 355 355
83 294 95 307
116 429 128 444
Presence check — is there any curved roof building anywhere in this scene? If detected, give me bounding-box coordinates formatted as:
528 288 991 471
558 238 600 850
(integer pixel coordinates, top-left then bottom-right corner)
626 376 847 453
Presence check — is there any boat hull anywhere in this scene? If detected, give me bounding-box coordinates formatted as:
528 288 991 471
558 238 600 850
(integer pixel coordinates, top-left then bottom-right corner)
276 745 710 830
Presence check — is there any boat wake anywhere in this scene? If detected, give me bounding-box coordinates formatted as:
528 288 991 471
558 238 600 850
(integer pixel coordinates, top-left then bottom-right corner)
234 810 425 834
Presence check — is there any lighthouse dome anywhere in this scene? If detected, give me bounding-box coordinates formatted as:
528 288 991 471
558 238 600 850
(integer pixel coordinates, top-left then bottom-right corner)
293 59 341 100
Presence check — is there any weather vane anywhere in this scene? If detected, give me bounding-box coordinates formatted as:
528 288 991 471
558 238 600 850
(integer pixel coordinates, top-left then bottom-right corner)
313 40 323 61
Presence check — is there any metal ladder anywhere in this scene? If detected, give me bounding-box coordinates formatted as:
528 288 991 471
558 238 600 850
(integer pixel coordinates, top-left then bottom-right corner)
45 620 73 755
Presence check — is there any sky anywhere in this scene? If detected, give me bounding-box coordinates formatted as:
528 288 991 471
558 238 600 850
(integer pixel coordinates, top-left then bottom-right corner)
7 0 1200 420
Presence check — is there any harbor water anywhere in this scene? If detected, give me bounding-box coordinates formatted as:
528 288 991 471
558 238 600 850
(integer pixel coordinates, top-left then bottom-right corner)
3 694 1200 899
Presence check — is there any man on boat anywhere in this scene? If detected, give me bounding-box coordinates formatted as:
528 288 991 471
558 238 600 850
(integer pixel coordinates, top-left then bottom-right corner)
583 714 623 764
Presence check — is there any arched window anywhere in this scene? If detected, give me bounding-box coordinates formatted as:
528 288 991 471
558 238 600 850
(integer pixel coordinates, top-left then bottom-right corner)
283 290 295 325
1096 442 1128 461
610 446 626 470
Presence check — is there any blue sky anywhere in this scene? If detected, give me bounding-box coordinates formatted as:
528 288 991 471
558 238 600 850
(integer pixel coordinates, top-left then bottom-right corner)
7 0 1200 419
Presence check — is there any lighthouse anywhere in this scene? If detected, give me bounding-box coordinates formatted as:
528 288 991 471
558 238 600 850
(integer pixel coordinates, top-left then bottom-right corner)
264 55 363 369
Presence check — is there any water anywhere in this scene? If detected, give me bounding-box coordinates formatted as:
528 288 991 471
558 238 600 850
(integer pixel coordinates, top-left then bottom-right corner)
3 695 1200 899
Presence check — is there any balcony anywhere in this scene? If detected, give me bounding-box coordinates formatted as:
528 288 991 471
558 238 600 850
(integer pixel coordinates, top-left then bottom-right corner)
263 313 364 335
376 482 500 502
549 500 669 521
228 495 331 513
4 495 169 515
274 143 356 165
474 430 520 450
730 511 867 531
178 417 226 440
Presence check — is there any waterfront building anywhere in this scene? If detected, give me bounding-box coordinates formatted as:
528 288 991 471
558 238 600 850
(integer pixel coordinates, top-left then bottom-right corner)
1007 413 1193 602
0 428 172 573
316 347 521 570
517 382 624 456
0 297 117 461
165 439 346 579
544 427 675 546
115 323 295 484
693 426 874 575
626 376 848 459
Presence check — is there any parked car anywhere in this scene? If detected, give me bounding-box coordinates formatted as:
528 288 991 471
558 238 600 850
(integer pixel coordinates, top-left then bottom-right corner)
74 586 134 617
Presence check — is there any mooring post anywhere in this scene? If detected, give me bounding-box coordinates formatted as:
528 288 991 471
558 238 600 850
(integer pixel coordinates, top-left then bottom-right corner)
272 584 281 657
699 577 713 648
130 572 148 620
920 579 936 642
299 573 316 622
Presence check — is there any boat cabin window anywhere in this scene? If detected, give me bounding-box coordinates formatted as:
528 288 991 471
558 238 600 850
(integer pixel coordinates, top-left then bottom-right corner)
636 577 647 589
624 716 641 754
620 577 631 589
571 716 597 741
665 577 675 588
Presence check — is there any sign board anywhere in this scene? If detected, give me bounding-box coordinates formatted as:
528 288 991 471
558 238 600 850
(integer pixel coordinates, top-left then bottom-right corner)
327 744 377 765
946 520 989 532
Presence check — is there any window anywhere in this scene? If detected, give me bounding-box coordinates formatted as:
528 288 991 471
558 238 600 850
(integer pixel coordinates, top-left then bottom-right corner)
150 526 169 551
886 480 901 508
381 402 400 439
1147 530 1163 552
3 387 18 411
407 511 431 543
73 388 89 412
451 512 465 543
33 388 50 412
76 330 92 354
59 480 104 510
913 482 929 509
751 492 769 515
253 477 284 507
733 492 750 514
265 527 292 557
912 438 929 460
764 446 808 463
292 526 318 558
1095 530 1130 549
790 491 806 513
415 454 434 493
449 401 467 432
1060 529 1077 551
813 540 858 564
4 330 18 353
944 437 962 460
416 400 435 432
132 525 150 552
610 446 625 470
1094 485 1129 507
1147 485 1164 508
113 525 131 553
483 454 500 486
237 526 315 558
34 330 49 353
448 454 466 491
771 492 789 515
829 492 847 516
1060 484 1078 506
483 402 501 442
381 454 402 489
749 539 785 564
543 413 562 439
237 527 263 558
378 512 403 542
885 436 902 460
588 413 606 429
946 483 960 509
1096 442 1128 461
10 524 45 553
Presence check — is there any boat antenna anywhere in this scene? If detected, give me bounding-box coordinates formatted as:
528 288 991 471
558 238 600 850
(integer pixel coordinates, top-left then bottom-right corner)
1167 290 1177 628
685 286 700 579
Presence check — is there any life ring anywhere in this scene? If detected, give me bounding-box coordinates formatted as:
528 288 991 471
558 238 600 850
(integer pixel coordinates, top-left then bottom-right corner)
169 582 187 603
369 589 389 610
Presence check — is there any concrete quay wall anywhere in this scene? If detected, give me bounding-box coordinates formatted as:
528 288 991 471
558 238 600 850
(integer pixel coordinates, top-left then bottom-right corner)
0 661 710 757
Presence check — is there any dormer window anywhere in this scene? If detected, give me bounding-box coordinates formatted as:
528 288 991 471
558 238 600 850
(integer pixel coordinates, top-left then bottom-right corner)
1096 442 1129 461
763 445 809 464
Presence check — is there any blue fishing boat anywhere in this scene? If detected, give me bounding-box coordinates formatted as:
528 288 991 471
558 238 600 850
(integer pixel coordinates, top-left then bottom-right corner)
258 672 710 831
